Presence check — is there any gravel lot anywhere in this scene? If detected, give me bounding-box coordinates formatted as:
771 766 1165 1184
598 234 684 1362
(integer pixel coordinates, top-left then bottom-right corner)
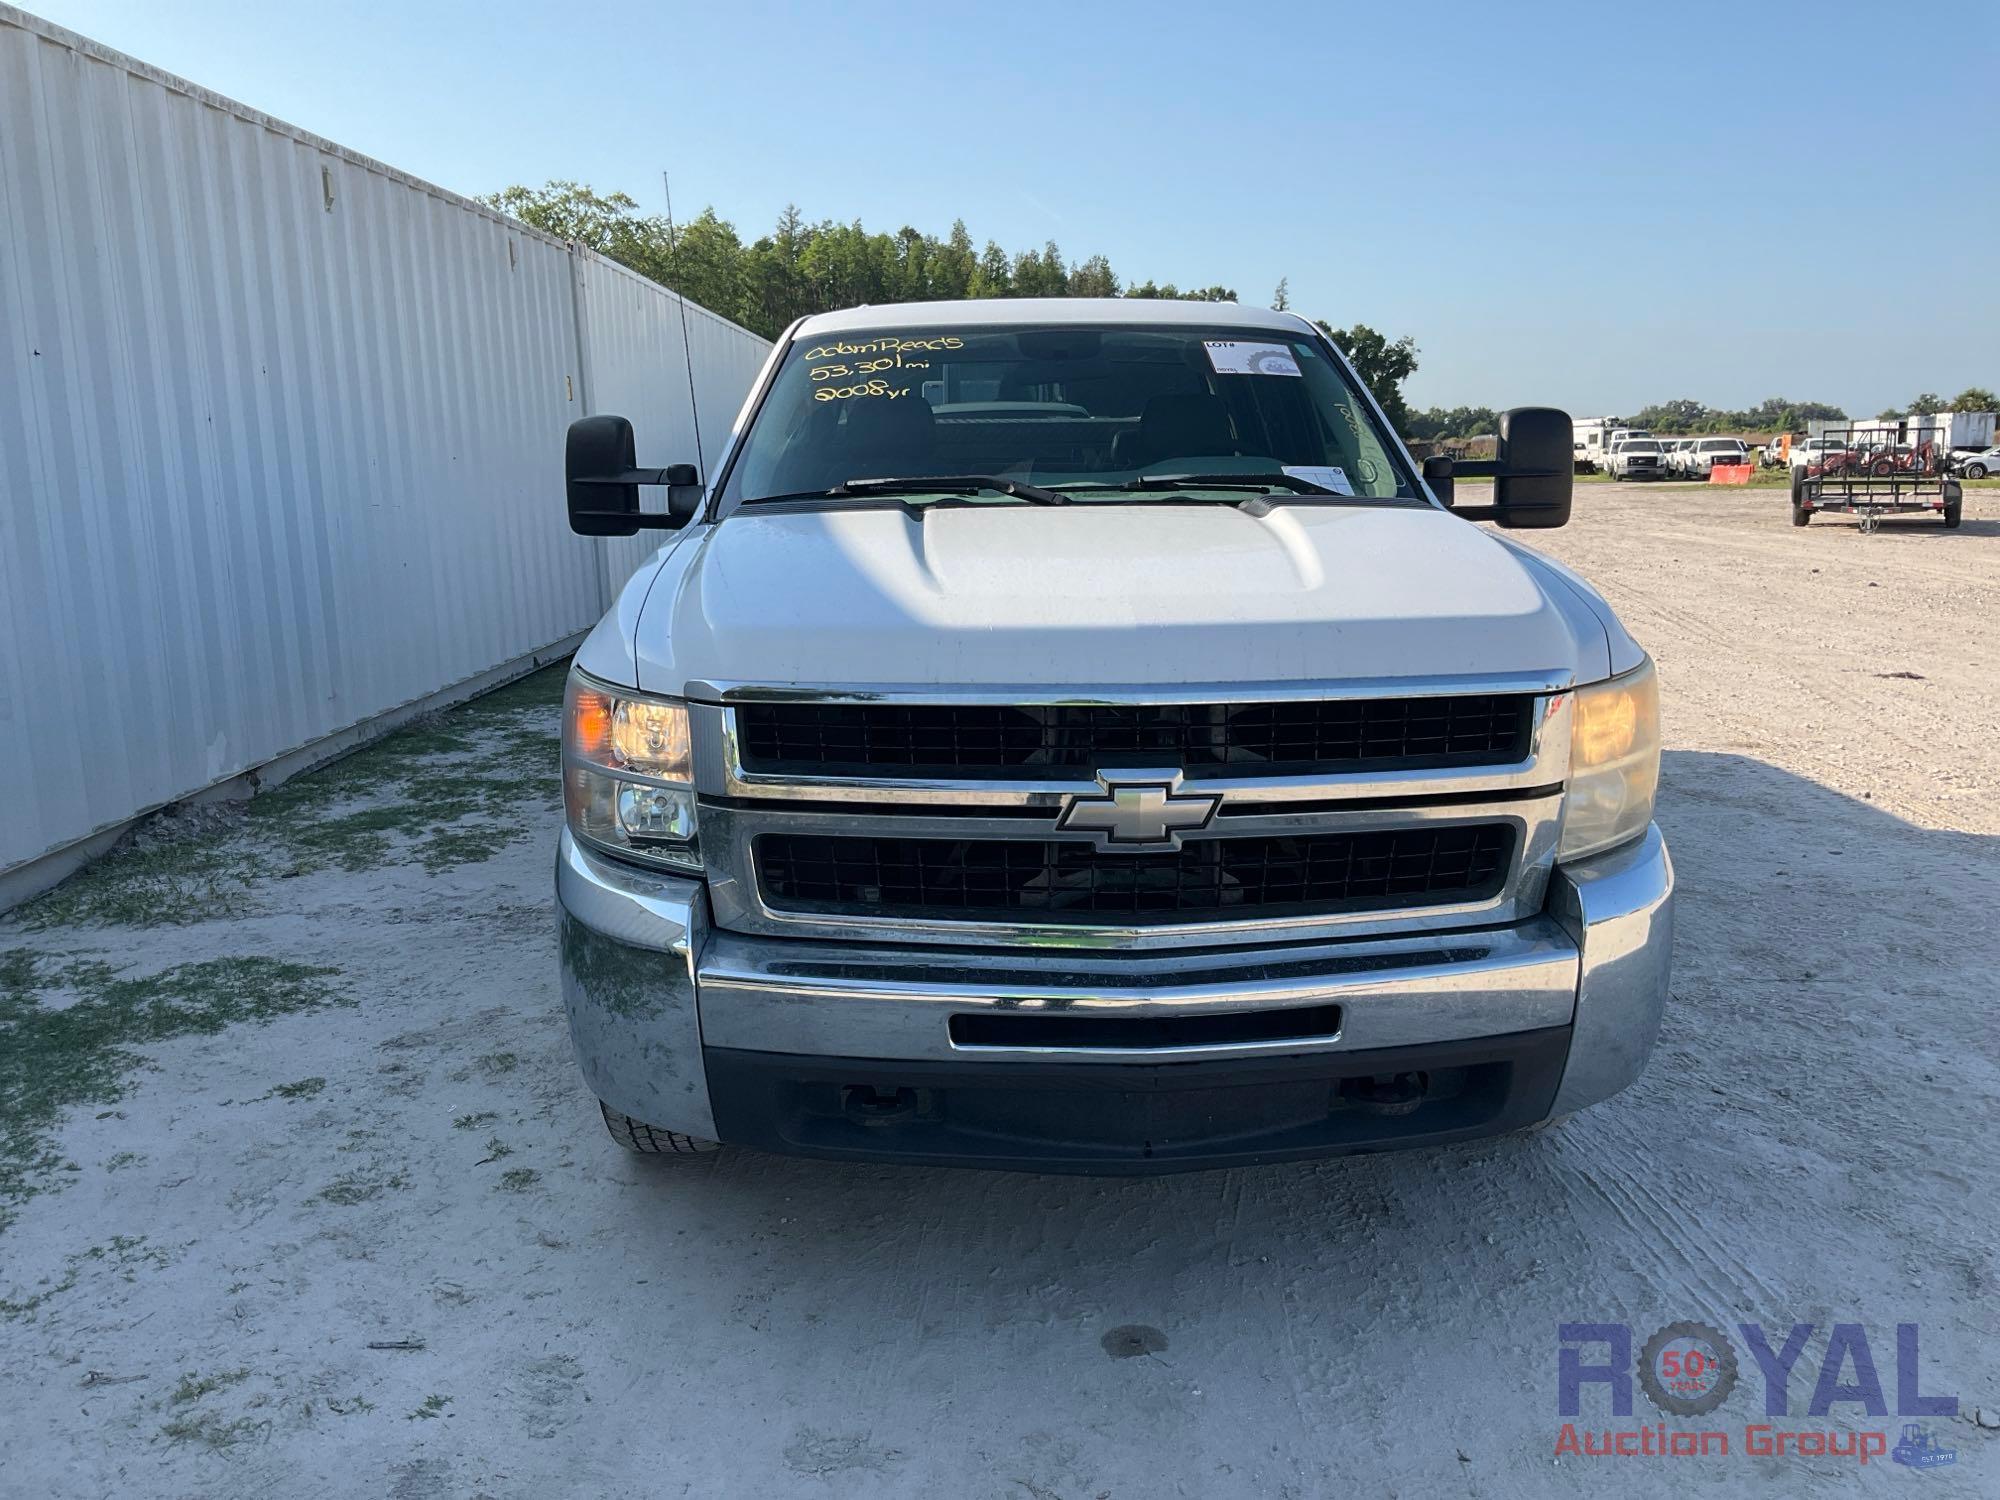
3 482 1996 1497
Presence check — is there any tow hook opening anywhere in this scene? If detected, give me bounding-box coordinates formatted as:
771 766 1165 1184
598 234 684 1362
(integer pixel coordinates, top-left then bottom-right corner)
841 1084 925 1125
1336 1071 1430 1116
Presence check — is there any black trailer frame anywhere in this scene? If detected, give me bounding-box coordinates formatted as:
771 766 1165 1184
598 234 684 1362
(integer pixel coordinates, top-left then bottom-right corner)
1790 423 1964 533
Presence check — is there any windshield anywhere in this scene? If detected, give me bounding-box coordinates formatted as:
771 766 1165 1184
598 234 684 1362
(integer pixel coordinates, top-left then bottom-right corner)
1620 441 1661 454
1700 440 1741 452
719 323 1415 506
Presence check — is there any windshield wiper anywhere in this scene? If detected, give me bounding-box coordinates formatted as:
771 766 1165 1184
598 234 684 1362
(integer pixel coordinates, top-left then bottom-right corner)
1054 472 1340 496
833 475 1068 506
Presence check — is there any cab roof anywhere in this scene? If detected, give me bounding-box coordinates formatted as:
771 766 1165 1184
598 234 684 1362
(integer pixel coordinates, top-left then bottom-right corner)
791 298 1318 340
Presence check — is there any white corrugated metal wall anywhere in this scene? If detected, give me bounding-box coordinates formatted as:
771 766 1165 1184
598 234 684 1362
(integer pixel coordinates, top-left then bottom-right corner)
572 252 771 592
0 7 769 883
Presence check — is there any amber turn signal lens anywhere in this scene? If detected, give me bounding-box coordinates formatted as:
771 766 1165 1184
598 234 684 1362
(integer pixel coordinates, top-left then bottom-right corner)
568 685 614 761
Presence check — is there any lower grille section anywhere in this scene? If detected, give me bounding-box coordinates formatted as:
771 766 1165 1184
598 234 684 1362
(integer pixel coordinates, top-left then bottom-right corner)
755 825 1515 924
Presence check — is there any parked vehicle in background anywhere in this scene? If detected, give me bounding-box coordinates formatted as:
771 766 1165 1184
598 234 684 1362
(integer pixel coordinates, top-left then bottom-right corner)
1951 445 1999 479
1761 434 1792 468
1792 423 1963 532
553 298 1671 1173
1572 416 1627 471
1606 438 1667 480
1684 438 1749 477
1790 435 1851 471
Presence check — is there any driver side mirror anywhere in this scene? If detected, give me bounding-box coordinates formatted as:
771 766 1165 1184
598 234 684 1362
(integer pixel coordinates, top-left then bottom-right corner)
565 414 702 536
1429 408 1574 529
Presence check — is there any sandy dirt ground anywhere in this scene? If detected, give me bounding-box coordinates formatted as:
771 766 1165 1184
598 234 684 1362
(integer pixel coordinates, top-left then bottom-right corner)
2 482 1996 1497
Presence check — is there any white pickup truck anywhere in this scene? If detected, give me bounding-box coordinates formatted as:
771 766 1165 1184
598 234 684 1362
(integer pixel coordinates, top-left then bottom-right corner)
1676 437 1749 478
1604 437 1667 480
555 300 1672 1172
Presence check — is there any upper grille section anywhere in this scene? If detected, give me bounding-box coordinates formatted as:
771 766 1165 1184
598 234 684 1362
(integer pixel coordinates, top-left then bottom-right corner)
755 825 1516 924
736 696 1532 780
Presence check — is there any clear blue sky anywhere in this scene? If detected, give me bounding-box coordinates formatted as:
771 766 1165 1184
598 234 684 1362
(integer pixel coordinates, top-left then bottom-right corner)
31 0 1999 416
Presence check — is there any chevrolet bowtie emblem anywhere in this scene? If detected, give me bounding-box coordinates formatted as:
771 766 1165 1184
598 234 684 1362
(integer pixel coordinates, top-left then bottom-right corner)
1057 770 1220 851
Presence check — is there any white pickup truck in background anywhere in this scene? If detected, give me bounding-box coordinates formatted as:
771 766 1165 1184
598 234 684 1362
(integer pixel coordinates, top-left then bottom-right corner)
1790 435 1851 471
552 299 1673 1173
1675 437 1749 477
1605 437 1667 479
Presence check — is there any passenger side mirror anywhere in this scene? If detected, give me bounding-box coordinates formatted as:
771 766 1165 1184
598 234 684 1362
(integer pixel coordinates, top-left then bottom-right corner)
565 414 702 536
1434 407 1573 529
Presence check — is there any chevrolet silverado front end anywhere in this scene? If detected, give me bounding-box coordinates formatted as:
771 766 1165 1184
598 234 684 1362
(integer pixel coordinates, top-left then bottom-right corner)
553 300 1673 1173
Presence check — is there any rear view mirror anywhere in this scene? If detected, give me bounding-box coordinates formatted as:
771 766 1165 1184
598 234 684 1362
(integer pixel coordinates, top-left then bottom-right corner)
565 415 702 536
1433 407 1573 529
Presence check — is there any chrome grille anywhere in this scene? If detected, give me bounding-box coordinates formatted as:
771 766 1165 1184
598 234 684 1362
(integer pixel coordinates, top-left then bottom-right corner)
736 696 1532 779
691 681 1570 950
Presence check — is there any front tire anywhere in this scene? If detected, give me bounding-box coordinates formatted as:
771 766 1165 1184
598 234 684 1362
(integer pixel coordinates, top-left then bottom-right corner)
1966 463 1988 479
1943 502 1963 529
600 1102 722 1156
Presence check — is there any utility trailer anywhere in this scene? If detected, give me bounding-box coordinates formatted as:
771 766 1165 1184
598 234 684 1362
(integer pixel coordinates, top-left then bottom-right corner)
1789 424 1964 532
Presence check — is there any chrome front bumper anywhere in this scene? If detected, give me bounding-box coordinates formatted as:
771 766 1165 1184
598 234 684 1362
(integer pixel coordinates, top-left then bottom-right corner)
556 824 1673 1156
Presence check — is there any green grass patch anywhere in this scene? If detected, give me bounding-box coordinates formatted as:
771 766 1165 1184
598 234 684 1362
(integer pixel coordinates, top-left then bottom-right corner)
170 1367 251 1405
2 1234 170 1321
453 1111 499 1131
158 1410 264 1449
497 1167 540 1193
18 825 260 929
407 1393 453 1421
269 1076 326 1101
0 951 346 1231
314 1168 409 1207
16 662 567 931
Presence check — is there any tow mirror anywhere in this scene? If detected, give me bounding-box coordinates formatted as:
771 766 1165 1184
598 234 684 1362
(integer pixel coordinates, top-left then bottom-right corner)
565 414 702 536
1421 453 1456 509
1435 407 1574 529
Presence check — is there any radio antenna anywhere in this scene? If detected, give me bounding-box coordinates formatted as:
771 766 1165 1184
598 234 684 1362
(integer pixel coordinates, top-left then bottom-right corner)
662 168 706 478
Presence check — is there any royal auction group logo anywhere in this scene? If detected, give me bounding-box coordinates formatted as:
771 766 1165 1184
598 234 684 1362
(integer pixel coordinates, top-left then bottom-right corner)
1556 1321 1959 1468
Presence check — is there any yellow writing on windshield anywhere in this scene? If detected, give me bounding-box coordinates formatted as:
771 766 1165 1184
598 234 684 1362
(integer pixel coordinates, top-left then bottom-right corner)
805 334 962 403
810 351 930 383
803 335 964 360
813 380 917 402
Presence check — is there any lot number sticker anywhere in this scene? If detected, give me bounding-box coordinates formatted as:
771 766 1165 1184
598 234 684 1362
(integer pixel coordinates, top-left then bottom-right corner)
1205 341 1301 377
1282 464 1354 495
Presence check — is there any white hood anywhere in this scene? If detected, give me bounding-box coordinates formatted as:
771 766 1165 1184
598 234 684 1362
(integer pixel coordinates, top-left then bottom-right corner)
626 501 1611 695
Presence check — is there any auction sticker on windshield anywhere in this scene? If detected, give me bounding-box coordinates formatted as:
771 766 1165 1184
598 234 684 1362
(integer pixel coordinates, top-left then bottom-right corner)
1205 341 1301 377
1283 465 1354 495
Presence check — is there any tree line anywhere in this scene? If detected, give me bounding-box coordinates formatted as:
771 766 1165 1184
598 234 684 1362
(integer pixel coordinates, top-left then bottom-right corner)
1624 389 1993 436
480 182 1422 429
482 181 1244 340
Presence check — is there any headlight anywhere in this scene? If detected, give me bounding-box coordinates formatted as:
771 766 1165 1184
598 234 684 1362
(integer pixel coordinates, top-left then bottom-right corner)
1557 658 1660 862
563 669 701 872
